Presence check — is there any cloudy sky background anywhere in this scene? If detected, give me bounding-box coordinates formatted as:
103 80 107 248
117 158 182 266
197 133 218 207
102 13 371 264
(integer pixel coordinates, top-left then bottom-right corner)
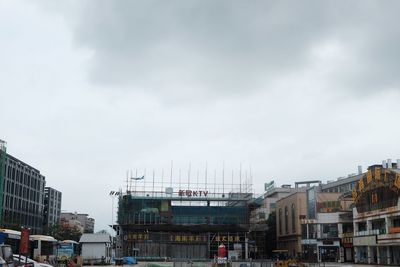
1 0 400 232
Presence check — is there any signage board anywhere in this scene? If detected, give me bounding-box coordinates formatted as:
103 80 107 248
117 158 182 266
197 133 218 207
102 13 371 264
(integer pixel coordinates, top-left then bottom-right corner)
265 181 275 191
19 228 30 255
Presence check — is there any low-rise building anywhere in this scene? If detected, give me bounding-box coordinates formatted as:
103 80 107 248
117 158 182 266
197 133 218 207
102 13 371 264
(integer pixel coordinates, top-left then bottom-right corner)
352 162 400 265
301 187 354 263
60 212 95 233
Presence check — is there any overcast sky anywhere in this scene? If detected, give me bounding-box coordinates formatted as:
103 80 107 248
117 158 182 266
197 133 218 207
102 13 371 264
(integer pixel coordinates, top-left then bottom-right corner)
1 0 400 232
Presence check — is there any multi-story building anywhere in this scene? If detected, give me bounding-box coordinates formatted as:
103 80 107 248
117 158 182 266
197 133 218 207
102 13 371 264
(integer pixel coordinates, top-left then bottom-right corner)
276 189 308 258
1 148 46 234
116 187 253 260
43 187 62 227
352 162 400 265
60 212 95 233
301 187 354 263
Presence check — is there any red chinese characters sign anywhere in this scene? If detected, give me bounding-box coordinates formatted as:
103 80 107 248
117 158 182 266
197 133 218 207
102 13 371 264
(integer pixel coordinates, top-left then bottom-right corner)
19 228 30 255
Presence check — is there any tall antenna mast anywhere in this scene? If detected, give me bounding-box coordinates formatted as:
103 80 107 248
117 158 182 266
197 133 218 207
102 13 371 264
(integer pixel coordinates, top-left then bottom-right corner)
161 168 164 191
205 161 208 191
188 162 191 190
170 160 173 187
126 171 129 193
239 163 242 193
222 161 225 194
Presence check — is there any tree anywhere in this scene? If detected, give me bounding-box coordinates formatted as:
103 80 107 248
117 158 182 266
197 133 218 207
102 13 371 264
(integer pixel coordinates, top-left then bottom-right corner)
44 223 82 242
265 211 277 258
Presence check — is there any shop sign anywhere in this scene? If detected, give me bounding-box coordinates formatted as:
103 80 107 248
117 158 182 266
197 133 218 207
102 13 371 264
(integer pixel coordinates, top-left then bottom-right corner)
214 235 241 242
353 236 376 246
124 233 149 241
169 234 207 242
352 167 400 202
178 190 209 197
264 181 275 191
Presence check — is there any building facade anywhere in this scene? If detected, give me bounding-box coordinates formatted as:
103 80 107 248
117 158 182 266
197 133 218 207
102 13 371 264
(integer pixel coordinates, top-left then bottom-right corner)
352 163 400 265
1 152 46 234
276 190 307 259
301 188 354 263
116 188 253 260
43 187 62 227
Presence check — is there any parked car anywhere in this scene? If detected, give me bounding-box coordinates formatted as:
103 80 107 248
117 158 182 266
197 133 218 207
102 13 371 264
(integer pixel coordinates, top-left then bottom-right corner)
13 255 52 267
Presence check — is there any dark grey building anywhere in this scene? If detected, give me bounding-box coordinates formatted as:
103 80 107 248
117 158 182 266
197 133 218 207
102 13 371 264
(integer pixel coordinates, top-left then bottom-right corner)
1 152 46 233
44 187 62 227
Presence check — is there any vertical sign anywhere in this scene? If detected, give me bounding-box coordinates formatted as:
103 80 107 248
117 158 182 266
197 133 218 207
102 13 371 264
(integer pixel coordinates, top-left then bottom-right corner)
20 228 30 255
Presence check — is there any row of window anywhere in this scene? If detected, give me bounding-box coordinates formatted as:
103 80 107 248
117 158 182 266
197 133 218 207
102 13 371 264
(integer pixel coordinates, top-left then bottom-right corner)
323 182 356 193
4 180 43 202
3 209 43 232
3 156 51 232
5 165 44 189
3 194 43 214
278 203 296 235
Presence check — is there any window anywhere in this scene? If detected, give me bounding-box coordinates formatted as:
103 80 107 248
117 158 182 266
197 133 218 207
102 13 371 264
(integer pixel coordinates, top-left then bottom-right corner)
279 208 282 235
322 223 338 238
291 203 296 233
285 206 289 234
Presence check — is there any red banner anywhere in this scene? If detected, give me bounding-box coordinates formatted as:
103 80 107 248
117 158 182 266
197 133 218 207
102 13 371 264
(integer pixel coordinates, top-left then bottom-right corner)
19 228 30 255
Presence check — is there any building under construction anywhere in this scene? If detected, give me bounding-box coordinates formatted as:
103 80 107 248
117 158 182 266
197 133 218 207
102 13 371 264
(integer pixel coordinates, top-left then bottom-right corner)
114 172 258 260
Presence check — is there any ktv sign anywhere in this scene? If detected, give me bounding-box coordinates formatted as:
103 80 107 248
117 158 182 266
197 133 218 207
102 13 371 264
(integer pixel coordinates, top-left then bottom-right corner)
178 190 209 197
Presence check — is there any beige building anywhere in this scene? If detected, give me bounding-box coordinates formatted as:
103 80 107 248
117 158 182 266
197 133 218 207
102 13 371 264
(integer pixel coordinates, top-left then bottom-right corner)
276 190 307 258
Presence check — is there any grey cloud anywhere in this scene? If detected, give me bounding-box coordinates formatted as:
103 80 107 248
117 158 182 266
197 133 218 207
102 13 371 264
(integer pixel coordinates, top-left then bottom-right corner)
70 1 339 96
34 0 400 99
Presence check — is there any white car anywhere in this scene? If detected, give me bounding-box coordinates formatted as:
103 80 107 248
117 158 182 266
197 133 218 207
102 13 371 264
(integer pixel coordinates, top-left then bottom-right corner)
13 255 53 267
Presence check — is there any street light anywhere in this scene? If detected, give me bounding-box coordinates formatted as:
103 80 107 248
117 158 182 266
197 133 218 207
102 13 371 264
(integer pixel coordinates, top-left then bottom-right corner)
109 191 120 259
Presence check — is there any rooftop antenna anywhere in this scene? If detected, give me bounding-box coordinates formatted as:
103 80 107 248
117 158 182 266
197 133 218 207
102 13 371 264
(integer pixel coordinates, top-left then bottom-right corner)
143 168 147 192
197 170 200 191
222 161 225 195
152 170 155 196
179 169 182 191
214 169 216 196
161 168 164 191
129 170 133 192
205 161 208 191
188 162 191 190
125 171 129 193
135 169 138 195
239 163 242 193
170 160 173 187
231 170 234 193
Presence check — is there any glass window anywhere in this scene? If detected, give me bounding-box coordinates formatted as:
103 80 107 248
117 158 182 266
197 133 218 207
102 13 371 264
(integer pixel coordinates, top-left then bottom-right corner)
279 208 282 235
285 206 289 234
291 203 296 233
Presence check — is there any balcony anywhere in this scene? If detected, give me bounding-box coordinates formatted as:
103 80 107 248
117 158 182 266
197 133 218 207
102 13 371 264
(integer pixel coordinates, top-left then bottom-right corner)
355 229 386 236
321 231 339 238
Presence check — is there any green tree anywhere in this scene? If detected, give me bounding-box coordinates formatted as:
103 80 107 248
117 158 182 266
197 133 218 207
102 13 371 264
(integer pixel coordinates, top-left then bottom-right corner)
45 223 82 242
265 211 277 258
